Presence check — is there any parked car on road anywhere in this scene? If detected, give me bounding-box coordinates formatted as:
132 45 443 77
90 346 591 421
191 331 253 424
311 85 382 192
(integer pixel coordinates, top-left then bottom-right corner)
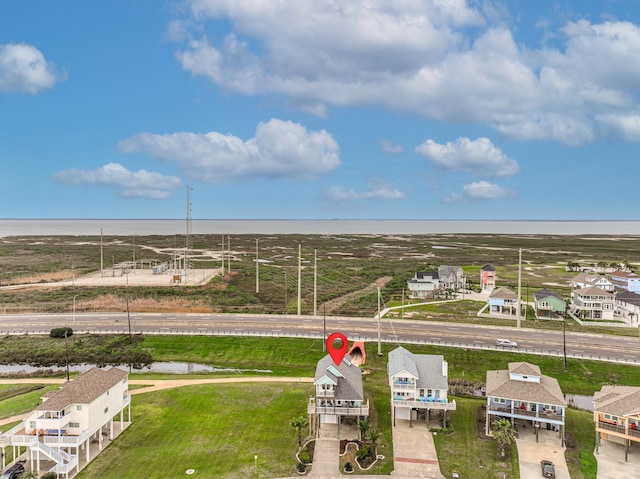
0 460 25 479
540 459 555 478
496 338 518 348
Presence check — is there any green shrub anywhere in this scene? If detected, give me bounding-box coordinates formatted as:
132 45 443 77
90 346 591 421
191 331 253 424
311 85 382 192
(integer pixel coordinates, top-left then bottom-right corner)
298 451 311 464
356 444 371 461
296 462 306 473
50 327 73 338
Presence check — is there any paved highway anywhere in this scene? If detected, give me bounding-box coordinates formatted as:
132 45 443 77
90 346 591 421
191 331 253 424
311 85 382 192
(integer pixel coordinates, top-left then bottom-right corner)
0 312 638 365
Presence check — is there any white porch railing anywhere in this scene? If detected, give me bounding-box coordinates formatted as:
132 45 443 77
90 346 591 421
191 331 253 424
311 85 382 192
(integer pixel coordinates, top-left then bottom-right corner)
392 398 456 410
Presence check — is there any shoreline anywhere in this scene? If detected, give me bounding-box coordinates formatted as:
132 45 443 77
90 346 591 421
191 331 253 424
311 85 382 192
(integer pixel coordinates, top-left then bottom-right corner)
2 219 640 236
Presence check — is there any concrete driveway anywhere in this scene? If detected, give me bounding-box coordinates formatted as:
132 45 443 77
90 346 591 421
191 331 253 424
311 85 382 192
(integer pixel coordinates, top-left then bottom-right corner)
391 419 444 479
516 428 569 479
596 440 640 479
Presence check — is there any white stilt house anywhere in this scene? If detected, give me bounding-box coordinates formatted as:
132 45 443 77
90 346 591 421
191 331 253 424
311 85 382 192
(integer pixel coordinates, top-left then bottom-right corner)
0 367 131 478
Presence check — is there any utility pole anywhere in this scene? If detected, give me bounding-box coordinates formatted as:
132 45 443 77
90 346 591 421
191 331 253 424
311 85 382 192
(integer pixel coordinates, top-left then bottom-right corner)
100 227 104 278
377 286 382 357
313 249 317 317
284 271 288 314
227 235 231 274
401 288 405 320
64 330 70 381
323 305 326 352
185 185 193 284
255 238 259 294
297 243 301 316
516 248 522 328
563 313 567 371
220 235 225 275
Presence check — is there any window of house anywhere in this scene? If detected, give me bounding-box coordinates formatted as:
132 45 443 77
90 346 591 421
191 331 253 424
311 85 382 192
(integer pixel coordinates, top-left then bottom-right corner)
494 398 506 404
104 407 109 414
77 405 82 411
30 421 36 429
69 422 80 428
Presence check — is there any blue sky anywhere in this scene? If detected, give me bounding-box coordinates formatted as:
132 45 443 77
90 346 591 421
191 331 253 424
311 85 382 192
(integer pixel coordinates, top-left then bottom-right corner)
2 0 640 220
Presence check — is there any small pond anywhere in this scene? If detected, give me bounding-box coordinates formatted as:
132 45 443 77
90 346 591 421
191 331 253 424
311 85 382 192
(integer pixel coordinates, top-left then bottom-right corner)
0 362 272 376
565 393 593 411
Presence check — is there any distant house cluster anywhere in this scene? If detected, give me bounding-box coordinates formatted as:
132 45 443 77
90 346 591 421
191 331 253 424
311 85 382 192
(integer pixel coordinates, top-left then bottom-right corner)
406 261 640 325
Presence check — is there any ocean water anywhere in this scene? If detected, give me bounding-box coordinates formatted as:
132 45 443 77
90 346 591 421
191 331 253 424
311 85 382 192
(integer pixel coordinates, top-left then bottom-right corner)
1 219 640 236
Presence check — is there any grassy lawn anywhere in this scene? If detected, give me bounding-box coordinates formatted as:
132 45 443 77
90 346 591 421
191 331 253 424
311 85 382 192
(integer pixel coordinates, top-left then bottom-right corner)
78 383 312 479
0 384 58 418
434 396 519 479
0 336 630 478
565 407 597 479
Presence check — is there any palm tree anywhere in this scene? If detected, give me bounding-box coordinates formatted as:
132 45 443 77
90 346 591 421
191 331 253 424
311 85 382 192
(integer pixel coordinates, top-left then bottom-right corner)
491 418 516 458
358 418 370 441
290 416 309 451
367 429 381 455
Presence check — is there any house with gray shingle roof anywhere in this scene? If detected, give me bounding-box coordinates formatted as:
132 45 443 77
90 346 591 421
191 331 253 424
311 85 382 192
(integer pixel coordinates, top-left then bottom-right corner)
388 347 456 426
488 287 521 317
570 272 615 292
534 289 566 319
307 354 368 436
570 285 615 320
480 264 496 292
486 362 565 445
615 291 640 325
0 367 131 478
593 385 640 461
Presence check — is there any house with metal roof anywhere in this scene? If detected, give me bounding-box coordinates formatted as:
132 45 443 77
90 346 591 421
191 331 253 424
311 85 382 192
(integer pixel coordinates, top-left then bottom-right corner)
486 362 565 445
307 354 368 436
533 289 566 319
0 367 131 478
593 385 640 461
387 347 456 426
480 264 496 292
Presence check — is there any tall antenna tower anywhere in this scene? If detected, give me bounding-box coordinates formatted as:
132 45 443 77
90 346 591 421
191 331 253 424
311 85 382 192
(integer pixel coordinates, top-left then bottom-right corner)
185 185 193 284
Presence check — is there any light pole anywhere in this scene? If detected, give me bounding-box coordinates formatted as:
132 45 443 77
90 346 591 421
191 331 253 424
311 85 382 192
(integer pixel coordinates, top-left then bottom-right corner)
64 330 70 381
112 255 115 277
563 313 567 371
323 305 326 352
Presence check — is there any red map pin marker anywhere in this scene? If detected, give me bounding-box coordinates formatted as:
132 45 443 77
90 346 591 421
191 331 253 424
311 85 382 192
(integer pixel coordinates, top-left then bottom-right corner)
326 332 349 366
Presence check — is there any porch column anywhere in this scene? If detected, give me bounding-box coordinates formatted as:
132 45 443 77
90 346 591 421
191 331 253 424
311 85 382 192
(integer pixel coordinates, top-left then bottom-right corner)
625 439 629 462
86 438 90 463
120 408 124 431
110 418 114 441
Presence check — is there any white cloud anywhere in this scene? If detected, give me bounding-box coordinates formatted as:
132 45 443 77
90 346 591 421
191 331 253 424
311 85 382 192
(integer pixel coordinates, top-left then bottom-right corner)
174 3 640 145
381 140 404 154
118 118 340 182
444 181 516 202
53 163 182 199
596 113 640 142
415 137 519 178
0 43 61 94
327 179 405 202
